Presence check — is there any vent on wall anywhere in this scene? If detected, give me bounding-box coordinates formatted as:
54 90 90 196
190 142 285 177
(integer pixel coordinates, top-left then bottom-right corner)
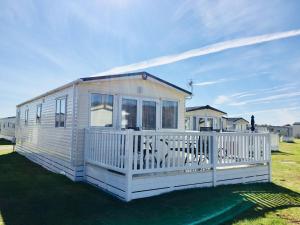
137 86 143 94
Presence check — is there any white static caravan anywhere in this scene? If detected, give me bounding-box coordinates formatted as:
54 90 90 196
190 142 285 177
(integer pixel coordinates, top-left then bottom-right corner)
293 122 300 138
185 105 227 132
0 116 16 141
16 72 272 201
16 72 189 181
226 117 249 132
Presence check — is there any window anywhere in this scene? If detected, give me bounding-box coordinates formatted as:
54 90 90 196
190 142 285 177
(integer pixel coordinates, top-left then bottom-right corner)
55 97 67 127
122 98 137 129
90 94 113 127
185 117 190 130
207 118 213 128
199 118 205 128
25 109 29 125
16 109 20 125
162 100 178 129
193 116 197 130
142 100 156 130
36 104 42 123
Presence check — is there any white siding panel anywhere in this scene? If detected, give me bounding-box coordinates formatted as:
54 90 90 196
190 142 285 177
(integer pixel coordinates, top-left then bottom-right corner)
16 86 75 171
0 117 16 140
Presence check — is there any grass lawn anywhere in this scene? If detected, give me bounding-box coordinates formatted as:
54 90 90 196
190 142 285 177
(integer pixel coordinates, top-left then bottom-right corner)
0 140 299 225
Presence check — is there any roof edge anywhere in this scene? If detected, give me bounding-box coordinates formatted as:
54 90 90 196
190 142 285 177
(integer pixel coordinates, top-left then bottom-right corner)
81 71 192 95
186 105 227 115
17 79 82 107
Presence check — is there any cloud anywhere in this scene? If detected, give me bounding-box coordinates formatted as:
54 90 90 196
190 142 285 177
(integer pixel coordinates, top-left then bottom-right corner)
193 78 230 86
214 83 299 106
194 71 267 87
93 29 300 76
230 91 300 106
231 106 300 125
214 95 231 105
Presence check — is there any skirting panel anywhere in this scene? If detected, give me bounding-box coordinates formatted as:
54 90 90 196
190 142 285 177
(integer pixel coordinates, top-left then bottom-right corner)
85 163 127 200
131 171 213 200
16 145 84 181
129 165 270 201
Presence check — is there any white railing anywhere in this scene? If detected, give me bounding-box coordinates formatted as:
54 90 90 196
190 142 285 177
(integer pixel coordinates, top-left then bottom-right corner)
84 129 271 175
270 133 279 151
217 133 270 166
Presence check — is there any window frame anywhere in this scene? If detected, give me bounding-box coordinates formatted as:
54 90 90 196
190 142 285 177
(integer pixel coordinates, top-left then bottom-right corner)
141 99 157 130
55 96 67 128
24 108 29 125
161 99 178 130
90 93 114 128
121 97 139 130
36 104 42 124
119 95 159 130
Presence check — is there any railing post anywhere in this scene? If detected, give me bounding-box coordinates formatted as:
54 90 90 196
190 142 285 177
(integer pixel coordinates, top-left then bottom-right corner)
125 130 134 201
268 133 272 182
212 132 218 187
83 128 90 179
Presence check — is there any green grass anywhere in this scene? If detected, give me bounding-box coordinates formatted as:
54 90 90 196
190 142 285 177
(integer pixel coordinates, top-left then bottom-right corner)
0 140 300 225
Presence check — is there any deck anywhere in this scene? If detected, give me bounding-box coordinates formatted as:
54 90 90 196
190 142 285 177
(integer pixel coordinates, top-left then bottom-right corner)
84 129 271 201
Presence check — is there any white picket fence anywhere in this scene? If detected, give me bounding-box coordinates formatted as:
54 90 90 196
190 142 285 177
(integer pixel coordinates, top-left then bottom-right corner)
85 129 270 174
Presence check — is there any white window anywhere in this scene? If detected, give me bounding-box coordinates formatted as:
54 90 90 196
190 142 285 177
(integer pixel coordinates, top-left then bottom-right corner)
25 109 29 125
55 97 67 127
162 100 178 129
36 104 42 123
90 94 113 127
142 100 156 130
16 109 20 126
193 116 197 130
122 98 137 129
185 117 190 130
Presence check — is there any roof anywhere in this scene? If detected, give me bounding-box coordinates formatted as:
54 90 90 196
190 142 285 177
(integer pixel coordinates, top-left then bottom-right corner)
293 122 300 125
17 71 191 107
0 116 16 120
81 72 191 95
186 105 227 115
226 117 249 123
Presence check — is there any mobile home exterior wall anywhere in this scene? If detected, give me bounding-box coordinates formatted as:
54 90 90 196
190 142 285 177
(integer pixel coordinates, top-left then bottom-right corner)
15 84 84 181
0 116 16 141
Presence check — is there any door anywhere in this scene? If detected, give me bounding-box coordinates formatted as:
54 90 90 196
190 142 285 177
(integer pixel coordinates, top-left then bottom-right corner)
121 97 158 130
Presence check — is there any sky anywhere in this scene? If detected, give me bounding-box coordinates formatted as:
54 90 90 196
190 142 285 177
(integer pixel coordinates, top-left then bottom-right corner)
0 0 300 125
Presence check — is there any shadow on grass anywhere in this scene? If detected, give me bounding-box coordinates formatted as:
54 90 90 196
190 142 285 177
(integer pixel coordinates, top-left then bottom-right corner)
0 138 12 145
0 152 299 225
271 150 294 156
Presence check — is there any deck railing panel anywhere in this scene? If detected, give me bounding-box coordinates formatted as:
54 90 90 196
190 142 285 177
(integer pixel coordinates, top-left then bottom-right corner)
84 129 271 176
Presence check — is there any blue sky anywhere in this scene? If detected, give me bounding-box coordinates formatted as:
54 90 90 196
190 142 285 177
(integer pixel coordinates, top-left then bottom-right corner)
0 0 300 125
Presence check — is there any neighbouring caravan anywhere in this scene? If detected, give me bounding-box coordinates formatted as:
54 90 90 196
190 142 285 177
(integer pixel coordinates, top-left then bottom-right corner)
185 105 227 132
225 117 249 132
293 122 300 138
0 116 16 141
16 72 190 181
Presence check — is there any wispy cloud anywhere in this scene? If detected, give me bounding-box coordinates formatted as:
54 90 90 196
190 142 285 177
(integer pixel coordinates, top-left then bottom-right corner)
214 83 298 105
194 78 230 86
93 29 300 76
194 72 267 87
231 106 300 125
230 91 300 106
